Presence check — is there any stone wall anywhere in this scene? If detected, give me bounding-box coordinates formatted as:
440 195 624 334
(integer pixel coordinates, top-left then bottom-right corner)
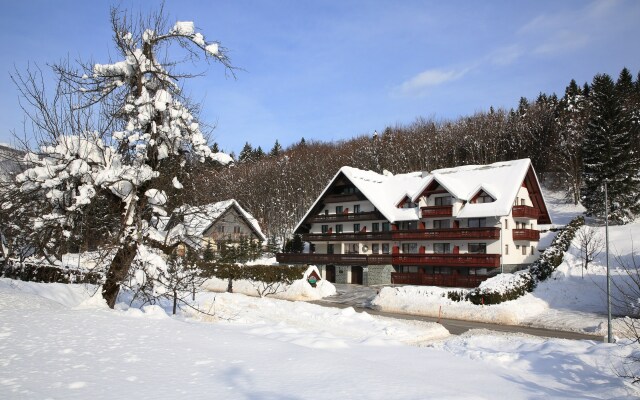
364 265 394 286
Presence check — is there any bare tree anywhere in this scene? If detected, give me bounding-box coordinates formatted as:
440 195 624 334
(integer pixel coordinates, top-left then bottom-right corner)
576 225 604 278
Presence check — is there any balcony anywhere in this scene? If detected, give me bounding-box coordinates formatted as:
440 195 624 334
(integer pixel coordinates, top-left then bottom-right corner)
301 232 392 241
323 193 362 203
512 205 539 219
391 253 501 268
308 211 383 223
391 272 487 288
421 205 453 217
512 229 540 241
276 253 392 265
392 227 499 241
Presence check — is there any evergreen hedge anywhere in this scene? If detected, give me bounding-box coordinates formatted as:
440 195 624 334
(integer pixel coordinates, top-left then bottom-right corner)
0 260 102 284
447 216 584 305
201 263 307 285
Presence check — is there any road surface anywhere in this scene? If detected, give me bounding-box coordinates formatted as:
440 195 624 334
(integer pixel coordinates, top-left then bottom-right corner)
311 284 603 341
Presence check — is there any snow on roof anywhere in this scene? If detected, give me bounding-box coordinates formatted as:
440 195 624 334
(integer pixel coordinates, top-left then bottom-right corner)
180 199 266 242
295 159 538 229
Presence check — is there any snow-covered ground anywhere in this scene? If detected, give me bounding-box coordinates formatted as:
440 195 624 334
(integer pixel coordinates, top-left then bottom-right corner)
1 279 638 399
372 189 640 337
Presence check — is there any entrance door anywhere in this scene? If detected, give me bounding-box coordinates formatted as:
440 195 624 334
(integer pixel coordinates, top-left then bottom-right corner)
325 265 336 283
351 266 363 285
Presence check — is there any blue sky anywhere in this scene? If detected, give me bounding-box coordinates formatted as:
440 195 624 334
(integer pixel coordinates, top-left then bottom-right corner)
1 0 639 154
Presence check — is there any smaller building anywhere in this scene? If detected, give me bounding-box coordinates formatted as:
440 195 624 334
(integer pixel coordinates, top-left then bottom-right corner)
162 200 266 255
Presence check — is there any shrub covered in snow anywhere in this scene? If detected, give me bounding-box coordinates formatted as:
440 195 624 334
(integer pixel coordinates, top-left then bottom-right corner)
530 216 584 281
0 259 101 284
450 216 584 305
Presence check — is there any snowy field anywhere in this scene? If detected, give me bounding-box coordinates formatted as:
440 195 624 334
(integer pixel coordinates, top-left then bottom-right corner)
1 279 638 399
2 189 640 397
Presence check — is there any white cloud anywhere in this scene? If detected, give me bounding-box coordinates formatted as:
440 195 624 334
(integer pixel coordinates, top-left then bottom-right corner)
533 31 589 55
489 45 523 66
394 68 469 97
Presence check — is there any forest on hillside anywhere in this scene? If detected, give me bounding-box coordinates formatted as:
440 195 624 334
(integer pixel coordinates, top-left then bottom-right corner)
195 68 640 244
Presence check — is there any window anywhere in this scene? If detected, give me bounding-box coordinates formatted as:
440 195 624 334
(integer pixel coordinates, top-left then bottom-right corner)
433 219 451 229
335 224 343 233
324 209 329 215
327 244 334 254
346 243 359 254
372 223 380 232
521 198 526 206
343 186 357 194
354 204 361 214
335 206 343 214
217 225 225 233
468 218 486 228
531 246 535 255
400 266 419 273
399 221 417 230
382 243 390 254
435 196 452 206
353 223 360 232
514 198 519 206
233 226 241 234
476 194 494 203
505 244 509 255
434 243 451 254
468 243 487 254
504 219 508 229
371 243 380 254
401 243 418 254
522 246 527 255
321 225 328 234
382 222 390 232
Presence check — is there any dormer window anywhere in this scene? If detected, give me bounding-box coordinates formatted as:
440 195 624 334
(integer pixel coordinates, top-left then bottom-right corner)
473 191 495 204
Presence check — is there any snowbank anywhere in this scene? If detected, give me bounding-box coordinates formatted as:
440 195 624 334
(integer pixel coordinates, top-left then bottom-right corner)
1 276 638 398
202 274 336 301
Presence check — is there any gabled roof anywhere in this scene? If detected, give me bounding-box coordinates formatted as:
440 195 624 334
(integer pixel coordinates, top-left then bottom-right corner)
294 158 551 230
165 200 266 247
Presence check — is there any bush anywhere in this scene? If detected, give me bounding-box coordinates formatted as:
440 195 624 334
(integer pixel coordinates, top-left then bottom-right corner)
466 272 535 305
201 262 306 284
530 216 584 282
0 260 102 284
444 216 584 305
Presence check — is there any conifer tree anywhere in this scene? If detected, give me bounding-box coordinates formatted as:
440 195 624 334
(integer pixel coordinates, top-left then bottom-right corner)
238 142 254 163
269 140 282 157
556 79 588 204
582 73 640 223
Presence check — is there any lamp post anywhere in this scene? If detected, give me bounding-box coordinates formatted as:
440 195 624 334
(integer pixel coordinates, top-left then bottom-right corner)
497 218 504 274
604 181 612 343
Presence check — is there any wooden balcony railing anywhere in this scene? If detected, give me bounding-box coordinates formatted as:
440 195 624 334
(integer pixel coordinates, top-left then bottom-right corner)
323 193 362 203
308 211 383 223
512 229 540 241
420 205 453 217
276 253 392 265
391 272 487 288
392 253 501 268
301 232 392 241
392 227 499 241
512 205 539 219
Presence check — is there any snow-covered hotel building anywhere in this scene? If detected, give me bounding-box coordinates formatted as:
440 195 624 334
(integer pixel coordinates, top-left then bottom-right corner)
277 159 551 288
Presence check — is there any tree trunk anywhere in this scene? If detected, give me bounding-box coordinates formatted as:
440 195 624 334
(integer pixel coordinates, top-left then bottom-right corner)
173 289 178 315
102 240 138 308
227 276 233 293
